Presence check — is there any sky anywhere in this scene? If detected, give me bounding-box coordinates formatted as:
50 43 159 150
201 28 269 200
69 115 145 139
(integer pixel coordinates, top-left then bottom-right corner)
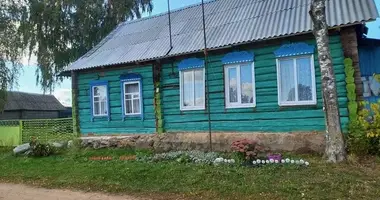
15 0 380 107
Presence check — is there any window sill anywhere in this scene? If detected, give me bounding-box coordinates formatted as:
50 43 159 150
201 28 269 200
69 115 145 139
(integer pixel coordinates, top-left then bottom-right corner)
92 115 109 118
225 104 256 109
279 101 317 107
180 107 205 111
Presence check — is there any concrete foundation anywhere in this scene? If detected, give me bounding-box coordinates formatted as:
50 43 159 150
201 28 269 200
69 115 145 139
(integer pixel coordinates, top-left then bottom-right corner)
81 131 325 154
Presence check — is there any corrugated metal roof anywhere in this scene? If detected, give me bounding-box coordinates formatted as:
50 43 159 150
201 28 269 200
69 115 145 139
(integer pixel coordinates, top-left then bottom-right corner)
4 91 66 111
66 0 379 71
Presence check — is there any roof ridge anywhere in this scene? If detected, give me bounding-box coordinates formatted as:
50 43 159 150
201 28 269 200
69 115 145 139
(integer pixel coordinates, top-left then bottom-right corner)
121 0 218 26
8 91 54 96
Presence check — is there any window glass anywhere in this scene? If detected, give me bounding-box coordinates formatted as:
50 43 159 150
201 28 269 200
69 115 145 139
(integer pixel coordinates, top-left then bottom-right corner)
183 70 193 107
123 82 141 115
228 67 238 103
225 63 255 108
194 69 204 107
92 85 108 116
297 57 313 101
180 69 205 110
279 59 296 102
240 64 254 104
277 56 316 105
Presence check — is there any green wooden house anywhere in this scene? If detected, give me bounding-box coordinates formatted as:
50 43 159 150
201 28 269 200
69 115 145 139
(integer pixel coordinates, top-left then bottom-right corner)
63 0 378 146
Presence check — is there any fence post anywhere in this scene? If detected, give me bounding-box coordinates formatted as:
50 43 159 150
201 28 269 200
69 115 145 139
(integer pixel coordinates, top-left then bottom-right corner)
19 120 23 144
71 71 80 136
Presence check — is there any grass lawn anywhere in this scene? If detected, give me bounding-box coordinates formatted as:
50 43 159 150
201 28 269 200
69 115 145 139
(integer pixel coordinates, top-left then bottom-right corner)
0 147 380 200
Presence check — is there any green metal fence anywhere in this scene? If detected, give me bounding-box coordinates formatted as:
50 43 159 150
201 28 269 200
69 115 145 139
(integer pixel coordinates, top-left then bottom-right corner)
0 118 75 146
0 120 21 146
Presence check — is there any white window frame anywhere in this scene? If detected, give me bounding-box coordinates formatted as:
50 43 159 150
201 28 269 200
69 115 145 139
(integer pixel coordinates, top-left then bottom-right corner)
92 85 108 117
224 62 256 108
123 81 142 116
179 68 206 111
276 55 317 106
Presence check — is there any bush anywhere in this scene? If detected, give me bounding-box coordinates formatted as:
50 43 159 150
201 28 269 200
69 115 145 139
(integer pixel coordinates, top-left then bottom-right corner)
28 140 55 157
136 151 220 165
230 139 264 161
348 101 380 155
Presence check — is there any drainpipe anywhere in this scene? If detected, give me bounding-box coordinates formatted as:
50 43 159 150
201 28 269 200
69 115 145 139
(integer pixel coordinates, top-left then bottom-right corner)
201 0 212 151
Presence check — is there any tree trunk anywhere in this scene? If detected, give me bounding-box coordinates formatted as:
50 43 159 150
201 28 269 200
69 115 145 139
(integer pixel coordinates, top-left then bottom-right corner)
309 0 346 163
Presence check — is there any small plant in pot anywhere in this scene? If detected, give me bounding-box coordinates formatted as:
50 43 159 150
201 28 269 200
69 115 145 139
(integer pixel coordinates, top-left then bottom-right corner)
230 139 264 165
267 151 282 162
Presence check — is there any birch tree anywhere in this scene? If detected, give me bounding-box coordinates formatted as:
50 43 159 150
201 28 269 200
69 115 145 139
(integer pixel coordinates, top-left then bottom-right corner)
309 0 346 162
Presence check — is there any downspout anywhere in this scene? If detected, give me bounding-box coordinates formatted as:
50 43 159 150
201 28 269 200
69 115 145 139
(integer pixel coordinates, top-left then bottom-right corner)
201 0 212 151
154 0 174 134
166 0 176 77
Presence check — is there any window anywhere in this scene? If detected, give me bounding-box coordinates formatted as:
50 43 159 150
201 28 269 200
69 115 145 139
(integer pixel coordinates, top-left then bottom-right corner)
91 82 109 117
180 68 205 110
123 81 141 115
276 55 316 106
224 63 256 108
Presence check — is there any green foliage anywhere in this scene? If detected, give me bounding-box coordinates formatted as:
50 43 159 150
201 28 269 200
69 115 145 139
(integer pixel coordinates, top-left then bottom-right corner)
348 101 380 155
344 58 357 122
28 140 55 157
154 82 164 134
230 139 264 161
0 1 23 108
136 151 221 165
1 0 153 92
1 149 380 199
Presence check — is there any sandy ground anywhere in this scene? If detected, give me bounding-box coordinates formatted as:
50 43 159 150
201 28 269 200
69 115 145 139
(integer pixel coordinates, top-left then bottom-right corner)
0 183 147 200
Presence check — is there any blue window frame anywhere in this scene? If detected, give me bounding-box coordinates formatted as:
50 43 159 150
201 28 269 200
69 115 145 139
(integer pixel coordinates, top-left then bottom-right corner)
178 58 205 111
90 80 110 121
274 43 317 106
120 73 144 120
222 51 256 108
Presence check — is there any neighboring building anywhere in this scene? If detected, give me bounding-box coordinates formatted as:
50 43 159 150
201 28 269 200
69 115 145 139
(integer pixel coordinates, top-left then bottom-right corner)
0 91 67 120
59 107 73 118
358 37 380 103
63 0 378 152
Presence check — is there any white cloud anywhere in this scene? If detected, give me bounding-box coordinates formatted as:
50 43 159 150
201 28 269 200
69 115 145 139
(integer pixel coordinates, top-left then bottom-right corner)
54 89 72 107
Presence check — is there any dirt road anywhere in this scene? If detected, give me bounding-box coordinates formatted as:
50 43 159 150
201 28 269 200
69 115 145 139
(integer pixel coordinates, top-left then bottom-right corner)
0 183 147 200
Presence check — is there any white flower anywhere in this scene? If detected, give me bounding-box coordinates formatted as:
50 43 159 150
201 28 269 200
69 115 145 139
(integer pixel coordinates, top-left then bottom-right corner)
295 160 300 165
305 161 310 166
285 158 290 163
290 160 295 164
230 159 235 164
300 160 305 164
275 160 279 164
257 159 261 164
214 158 224 163
252 161 257 165
224 159 228 163
281 159 285 163
269 159 274 163
261 160 266 164
266 160 270 164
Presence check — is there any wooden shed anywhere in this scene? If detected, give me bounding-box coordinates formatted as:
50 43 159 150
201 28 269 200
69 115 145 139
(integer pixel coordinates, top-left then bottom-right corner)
0 91 67 120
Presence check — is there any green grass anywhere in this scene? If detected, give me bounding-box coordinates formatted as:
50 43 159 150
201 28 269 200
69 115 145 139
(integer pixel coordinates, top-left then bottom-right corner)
0 148 379 200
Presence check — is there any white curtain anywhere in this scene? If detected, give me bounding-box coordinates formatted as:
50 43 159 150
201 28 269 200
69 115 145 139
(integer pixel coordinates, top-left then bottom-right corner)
279 59 295 102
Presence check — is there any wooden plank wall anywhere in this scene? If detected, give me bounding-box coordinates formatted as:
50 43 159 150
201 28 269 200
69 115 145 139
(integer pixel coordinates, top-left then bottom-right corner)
77 65 155 134
160 36 349 133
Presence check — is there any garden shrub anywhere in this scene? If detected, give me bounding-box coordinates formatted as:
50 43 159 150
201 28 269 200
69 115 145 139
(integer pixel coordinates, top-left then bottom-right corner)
28 140 55 157
136 150 220 164
230 139 264 161
348 101 380 155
